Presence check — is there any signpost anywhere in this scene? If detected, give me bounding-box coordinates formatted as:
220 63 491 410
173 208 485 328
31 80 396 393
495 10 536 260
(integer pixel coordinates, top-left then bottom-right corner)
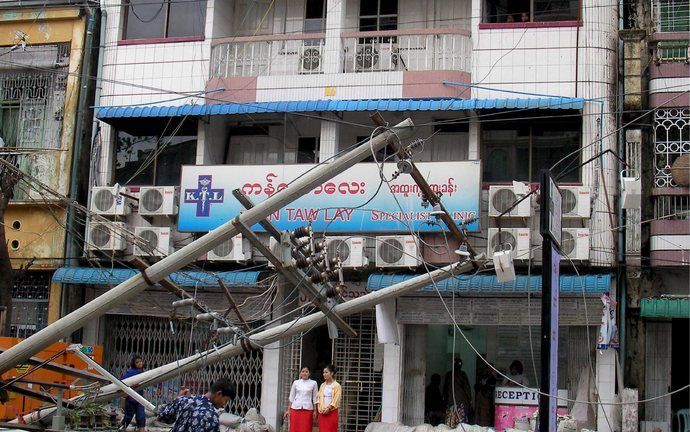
538 170 561 432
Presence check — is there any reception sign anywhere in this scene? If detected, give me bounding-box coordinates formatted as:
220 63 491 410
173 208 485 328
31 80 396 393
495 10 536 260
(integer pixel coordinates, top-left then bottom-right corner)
178 161 481 232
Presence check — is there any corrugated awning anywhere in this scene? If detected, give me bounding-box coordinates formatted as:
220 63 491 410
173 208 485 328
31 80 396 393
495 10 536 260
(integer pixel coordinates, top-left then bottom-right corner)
95 97 585 120
641 298 690 318
52 267 264 287
367 273 611 293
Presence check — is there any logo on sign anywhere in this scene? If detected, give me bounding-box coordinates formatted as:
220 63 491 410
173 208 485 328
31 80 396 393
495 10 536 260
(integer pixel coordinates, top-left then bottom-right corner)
184 175 224 217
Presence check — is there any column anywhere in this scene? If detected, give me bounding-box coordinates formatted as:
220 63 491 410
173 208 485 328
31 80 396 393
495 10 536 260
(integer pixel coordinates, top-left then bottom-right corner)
468 113 480 160
319 117 340 162
323 0 346 74
381 325 404 423
260 341 282 429
596 349 618 432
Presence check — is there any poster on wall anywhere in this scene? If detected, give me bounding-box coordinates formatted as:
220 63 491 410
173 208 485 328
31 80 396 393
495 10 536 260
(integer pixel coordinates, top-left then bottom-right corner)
178 161 481 232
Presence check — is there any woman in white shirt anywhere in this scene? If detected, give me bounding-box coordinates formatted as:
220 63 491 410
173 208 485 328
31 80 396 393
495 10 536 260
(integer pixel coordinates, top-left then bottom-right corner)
284 366 318 432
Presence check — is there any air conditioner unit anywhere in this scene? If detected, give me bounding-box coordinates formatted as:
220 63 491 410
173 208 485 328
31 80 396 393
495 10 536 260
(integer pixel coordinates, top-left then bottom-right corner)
207 234 251 261
90 186 130 216
487 228 531 260
325 236 368 268
560 186 591 218
375 235 420 268
267 236 293 267
488 185 532 218
134 226 172 257
139 186 178 216
356 44 380 71
560 228 590 260
299 45 322 74
86 221 128 251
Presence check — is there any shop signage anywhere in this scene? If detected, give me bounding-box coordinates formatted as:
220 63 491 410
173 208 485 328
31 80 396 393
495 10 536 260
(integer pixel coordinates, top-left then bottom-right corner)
495 387 568 407
178 161 481 232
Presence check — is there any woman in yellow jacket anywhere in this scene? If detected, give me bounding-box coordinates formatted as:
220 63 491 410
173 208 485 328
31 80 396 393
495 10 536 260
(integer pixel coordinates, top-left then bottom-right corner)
316 364 341 432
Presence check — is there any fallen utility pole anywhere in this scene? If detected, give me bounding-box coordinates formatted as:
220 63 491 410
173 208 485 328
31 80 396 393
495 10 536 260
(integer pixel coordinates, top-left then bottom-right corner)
0 119 415 374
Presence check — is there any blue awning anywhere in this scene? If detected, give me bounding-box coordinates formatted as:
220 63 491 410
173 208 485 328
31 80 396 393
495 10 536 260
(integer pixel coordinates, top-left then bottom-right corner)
367 273 611 293
52 267 264 288
96 97 584 119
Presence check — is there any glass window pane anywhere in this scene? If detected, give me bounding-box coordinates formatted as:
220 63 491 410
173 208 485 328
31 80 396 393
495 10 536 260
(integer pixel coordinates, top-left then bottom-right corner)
380 0 398 15
297 137 319 163
379 16 398 30
155 135 197 185
533 0 579 21
305 0 325 19
168 0 207 38
359 17 378 31
115 131 156 185
482 139 530 182
484 0 528 22
124 0 166 39
360 0 378 16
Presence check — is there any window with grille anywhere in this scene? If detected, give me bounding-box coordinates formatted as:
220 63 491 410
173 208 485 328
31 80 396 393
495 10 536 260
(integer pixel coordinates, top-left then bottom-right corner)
123 0 207 40
10 272 51 339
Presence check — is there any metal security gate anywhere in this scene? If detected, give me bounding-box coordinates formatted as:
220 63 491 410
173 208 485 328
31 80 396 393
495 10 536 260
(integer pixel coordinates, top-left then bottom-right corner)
333 312 382 432
104 315 263 415
10 271 51 338
646 322 672 423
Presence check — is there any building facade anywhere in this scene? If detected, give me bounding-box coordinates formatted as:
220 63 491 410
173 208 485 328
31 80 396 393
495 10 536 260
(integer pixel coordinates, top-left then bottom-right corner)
65 0 629 429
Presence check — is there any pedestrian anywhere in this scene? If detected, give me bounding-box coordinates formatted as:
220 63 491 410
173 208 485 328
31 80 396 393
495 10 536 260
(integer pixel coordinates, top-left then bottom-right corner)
503 360 529 386
119 355 146 432
424 373 445 426
157 379 236 432
316 364 341 432
474 363 497 426
283 366 318 432
443 358 472 427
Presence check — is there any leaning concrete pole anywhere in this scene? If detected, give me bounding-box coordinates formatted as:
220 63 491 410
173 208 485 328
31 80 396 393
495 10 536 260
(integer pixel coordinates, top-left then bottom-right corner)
0 119 415 374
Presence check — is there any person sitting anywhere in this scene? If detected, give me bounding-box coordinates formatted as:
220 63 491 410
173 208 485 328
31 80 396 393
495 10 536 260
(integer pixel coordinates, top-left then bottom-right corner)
521 12 530 22
506 15 516 22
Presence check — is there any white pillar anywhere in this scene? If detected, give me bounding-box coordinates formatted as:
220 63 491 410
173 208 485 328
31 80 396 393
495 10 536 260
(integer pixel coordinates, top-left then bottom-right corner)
381 325 404 423
596 349 618 432
319 117 340 161
260 342 282 429
323 0 345 74
468 112 480 160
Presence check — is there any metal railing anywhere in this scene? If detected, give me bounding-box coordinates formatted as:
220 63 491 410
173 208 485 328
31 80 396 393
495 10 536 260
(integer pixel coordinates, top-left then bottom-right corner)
341 29 472 73
211 34 326 77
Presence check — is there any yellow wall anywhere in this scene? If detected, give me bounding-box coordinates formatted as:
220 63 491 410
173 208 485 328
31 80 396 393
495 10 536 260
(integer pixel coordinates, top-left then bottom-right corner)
4 206 67 270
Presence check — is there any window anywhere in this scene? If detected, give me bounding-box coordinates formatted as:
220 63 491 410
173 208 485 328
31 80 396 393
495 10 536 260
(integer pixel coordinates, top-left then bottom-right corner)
481 111 581 183
359 0 398 32
297 137 319 163
483 0 579 23
657 0 690 31
304 0 326 33
123 0 206 40
115 121 197 186
10 272 51 339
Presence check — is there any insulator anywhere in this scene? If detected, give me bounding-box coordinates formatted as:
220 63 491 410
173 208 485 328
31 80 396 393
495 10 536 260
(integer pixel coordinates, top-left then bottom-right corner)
291 226 311 240
293 237 311 250
216 326 240 334
325 285 338 298
326 271 338 281
312 260 327 272
172 298 196 308
294 257 311 268
313 241 326 252
407 138 425 151
329 257 340 268
309 272 327 284
311 253 325 264
195 313 216 321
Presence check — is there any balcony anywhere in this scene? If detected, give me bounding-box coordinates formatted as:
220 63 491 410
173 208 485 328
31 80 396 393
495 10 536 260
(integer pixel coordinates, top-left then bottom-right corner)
211 34 326 78
210 29 471 78
341 29 471 73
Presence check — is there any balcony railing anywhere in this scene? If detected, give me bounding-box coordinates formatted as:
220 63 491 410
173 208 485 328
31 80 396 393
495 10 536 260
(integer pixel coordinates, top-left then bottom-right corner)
211 34 326 77
210 29 472 77
341 29 471 73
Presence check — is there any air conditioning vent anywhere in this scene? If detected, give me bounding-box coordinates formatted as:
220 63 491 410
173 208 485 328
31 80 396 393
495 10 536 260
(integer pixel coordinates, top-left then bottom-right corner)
559 186 591 218
86 221 127 251
487 228 531 260
325 236 368 268
90 186 130 216
375 235 420 268
560 228 590 260
356 45 379 71
299 46 322 73
207 235 251 261
488 185 532 217
139 186 178 216
134 226 172 257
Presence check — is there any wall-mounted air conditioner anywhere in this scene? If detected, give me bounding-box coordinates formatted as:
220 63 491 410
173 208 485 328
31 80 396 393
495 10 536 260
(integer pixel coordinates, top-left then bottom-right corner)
90 186 130 216
487 228 531 260
86 221 128 251
488 185 532 218
325 236 368 268
560 186 591 218
375 235 420 268
299 45 323 74
207 234 251 261
134 226 172 257
560 228 590 260
138 186 178 216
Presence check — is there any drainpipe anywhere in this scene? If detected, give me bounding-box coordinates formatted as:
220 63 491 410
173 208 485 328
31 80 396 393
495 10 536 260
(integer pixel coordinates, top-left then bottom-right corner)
617 0 627 383
63 6 99 323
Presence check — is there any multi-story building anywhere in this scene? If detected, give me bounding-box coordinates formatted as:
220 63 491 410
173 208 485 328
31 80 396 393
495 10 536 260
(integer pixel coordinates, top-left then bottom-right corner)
0 1 99 340
621 0 689 429
64 0 625 429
